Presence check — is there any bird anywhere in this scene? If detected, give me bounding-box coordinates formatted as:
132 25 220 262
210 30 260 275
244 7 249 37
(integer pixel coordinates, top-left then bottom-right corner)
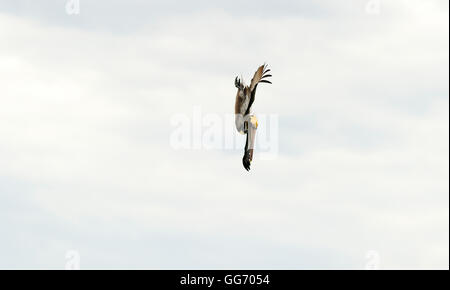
234 64 272 171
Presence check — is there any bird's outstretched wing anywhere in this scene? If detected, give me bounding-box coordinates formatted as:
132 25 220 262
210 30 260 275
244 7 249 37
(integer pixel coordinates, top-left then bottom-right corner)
245 64 272 116
249 63 272 92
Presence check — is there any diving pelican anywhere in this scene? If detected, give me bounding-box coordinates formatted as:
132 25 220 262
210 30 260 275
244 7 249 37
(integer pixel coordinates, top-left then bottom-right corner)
234 64 272 171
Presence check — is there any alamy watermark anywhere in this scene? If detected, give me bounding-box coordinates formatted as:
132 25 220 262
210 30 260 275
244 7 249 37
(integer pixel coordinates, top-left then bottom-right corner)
365 250 381 270
170 106 279 159
65 250 81 270
365 0 382 15
65 0 80 15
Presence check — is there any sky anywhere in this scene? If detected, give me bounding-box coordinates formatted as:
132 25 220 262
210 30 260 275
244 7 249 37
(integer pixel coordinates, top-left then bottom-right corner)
0 0 448 269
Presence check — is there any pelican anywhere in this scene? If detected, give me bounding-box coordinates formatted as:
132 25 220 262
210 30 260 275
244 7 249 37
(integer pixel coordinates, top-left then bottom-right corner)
234 64 272 171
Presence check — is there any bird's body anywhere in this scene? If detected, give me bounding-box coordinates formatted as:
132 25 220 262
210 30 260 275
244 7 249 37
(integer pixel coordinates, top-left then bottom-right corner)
234 64 272 171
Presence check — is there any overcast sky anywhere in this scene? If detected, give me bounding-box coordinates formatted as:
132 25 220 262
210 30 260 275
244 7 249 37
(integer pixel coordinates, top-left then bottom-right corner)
0 0 448 269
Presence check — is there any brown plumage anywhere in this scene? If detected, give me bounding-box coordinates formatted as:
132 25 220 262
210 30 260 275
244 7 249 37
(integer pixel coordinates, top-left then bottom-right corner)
234 64 271 116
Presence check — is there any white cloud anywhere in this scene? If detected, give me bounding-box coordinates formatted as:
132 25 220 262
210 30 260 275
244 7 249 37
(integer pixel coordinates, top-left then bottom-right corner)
0 0 448 269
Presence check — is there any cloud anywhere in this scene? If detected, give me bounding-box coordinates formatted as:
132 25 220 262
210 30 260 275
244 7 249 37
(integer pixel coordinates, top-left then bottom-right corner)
0 0 448 269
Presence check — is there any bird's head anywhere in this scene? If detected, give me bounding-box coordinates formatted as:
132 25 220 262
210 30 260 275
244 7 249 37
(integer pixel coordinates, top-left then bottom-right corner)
242 149 253 171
